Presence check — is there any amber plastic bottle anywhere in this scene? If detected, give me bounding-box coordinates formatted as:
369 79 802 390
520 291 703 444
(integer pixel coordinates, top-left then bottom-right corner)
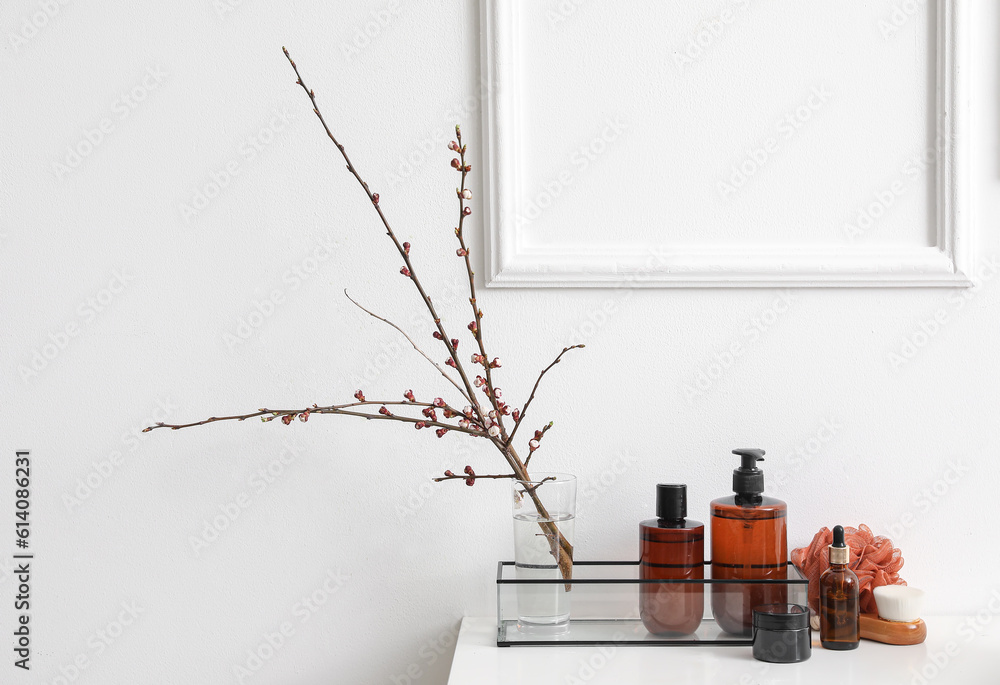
710 449 787 637
819 525 860 650
640 484 704 635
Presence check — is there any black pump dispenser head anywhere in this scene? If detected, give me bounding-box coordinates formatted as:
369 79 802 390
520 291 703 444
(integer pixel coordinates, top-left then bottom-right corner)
656 484 687 522
731 448 765 497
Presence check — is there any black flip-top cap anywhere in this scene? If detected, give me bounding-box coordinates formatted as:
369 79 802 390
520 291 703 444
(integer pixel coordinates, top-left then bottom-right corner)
732 448 765 495
656 484 687 521
753 603 811 631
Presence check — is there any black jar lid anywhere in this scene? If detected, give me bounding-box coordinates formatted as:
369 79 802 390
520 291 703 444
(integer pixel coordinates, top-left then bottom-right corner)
753 604 810 631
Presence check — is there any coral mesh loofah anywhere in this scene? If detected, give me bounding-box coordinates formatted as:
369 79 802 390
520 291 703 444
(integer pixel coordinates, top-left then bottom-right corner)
791 524 906 614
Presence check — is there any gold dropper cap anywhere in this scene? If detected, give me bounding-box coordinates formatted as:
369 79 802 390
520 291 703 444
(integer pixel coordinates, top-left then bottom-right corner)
829 524 849 565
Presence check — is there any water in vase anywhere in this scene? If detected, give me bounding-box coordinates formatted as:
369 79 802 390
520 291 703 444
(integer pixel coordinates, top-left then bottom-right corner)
513 512 575 632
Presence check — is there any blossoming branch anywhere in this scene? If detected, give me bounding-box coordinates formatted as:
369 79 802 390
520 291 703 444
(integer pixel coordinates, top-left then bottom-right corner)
143 48 582 581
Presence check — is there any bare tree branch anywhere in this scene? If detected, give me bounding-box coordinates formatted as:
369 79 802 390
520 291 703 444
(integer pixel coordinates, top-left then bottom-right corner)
344 290 470 403
506 345 585 448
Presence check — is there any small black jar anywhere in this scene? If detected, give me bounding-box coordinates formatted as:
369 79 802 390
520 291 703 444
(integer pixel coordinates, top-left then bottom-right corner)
752 603 812 663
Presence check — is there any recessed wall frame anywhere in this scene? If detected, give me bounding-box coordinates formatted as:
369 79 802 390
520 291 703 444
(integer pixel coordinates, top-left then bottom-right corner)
480 0 973 288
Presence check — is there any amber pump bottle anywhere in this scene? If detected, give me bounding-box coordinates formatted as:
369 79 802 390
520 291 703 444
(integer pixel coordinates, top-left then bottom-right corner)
710 449 788 636
640 484 704 635
820 525 860 650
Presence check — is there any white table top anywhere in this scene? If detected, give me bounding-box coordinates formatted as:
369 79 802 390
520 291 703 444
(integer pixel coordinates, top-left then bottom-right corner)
447 616 999 684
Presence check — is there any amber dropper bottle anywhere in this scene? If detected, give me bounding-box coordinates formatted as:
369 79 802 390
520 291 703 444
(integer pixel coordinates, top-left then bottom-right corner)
819 525 860 650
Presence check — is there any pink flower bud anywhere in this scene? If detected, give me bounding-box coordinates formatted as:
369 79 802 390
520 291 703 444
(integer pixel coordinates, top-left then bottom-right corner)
415 421 426 430
464 465 474 475
451 158 461 169
445 357 456 368
456 248 468 257
494 388 502 398
433 332 443 340
404 390 416 402
282 415 294 425
468 321 478 333
354 390 365 401
422 407 437 421
471 354 484 364
443 408 455 418
482 416 493 428
488 425 501 437
462 207 471 216
535 430 544 440
379 406 391 416
444 469 454 477
464 164 472 172
400 267 411 277
436 428 448 438
529 439 540 451
402 241 410 254
465 477 475 486
451 338 459 349
499 404 511 415
298 411 310 422
512 409 520 422
448 141 460 151
459 418 470 429
488 410 498 420
372 193 380 205
463 406 474 417
433 398 446 408
490 357 502 368
474 376 485 387
461 189 472 200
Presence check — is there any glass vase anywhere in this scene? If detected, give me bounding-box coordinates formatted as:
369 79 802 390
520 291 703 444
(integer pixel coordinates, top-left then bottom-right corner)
511 473 576 634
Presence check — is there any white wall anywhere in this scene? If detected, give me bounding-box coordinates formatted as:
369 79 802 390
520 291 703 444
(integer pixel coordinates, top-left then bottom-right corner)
2 1 998 683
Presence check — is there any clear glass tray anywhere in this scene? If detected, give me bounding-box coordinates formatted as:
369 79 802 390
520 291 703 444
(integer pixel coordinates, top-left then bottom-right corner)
496 560 809 646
